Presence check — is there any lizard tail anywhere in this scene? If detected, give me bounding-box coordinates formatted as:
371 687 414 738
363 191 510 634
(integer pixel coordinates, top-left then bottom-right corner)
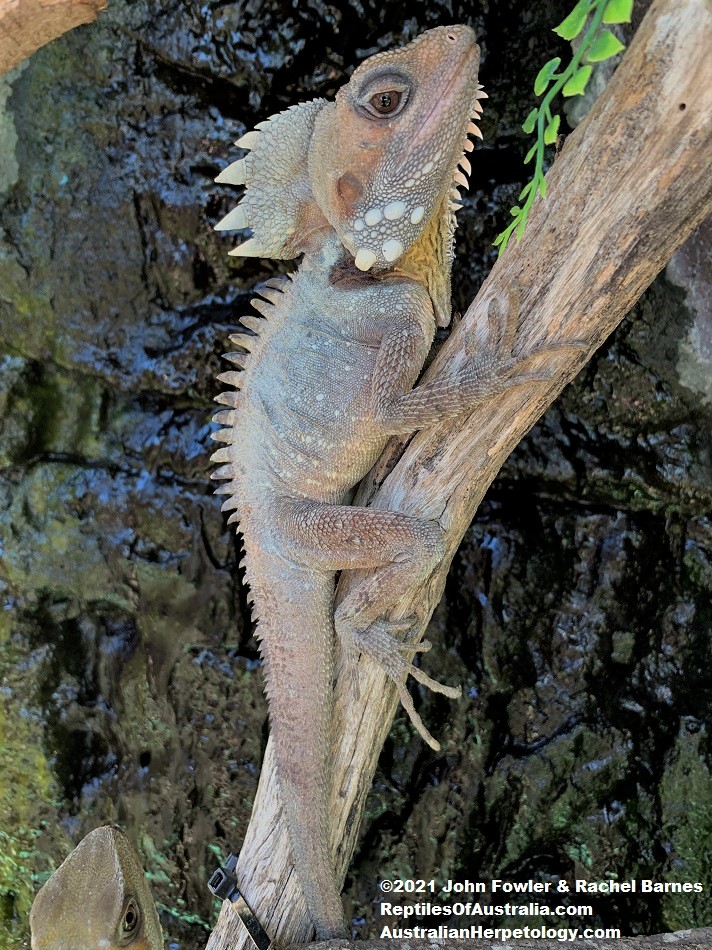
249 558 347 939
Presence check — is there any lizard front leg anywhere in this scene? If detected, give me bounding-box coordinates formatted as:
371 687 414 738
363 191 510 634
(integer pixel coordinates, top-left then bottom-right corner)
372 282 586 436
281 501 460 749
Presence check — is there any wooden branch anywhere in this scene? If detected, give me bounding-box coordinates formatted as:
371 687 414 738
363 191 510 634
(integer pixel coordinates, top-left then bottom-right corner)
206 1 712 946
292 930 712 950
0 0 106 77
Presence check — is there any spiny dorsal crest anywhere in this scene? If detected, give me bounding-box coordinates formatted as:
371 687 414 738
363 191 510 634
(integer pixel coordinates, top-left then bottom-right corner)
215 100 328 259
209 278 290 518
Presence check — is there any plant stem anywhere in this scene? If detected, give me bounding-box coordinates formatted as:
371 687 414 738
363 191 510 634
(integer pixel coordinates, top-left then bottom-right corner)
498 0 608 251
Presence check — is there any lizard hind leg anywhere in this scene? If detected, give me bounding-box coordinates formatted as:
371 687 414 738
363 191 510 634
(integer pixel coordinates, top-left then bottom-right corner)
283 501 461 750
347 617 462 751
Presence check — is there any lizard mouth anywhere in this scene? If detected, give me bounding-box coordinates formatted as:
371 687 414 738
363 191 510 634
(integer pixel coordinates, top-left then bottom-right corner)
347 82 487 275
439 83 487 276
339 28 485 275
394 37 484 239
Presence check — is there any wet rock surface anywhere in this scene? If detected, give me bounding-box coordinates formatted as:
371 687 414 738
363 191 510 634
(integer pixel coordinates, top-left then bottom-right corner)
0 0 710 946
667 219 712 408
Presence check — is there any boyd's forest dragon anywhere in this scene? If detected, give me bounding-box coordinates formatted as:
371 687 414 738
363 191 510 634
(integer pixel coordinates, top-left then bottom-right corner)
29 826 162 949
211 23 571 941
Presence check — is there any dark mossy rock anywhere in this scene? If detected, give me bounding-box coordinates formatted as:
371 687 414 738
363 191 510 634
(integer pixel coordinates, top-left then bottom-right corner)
0 0 710 946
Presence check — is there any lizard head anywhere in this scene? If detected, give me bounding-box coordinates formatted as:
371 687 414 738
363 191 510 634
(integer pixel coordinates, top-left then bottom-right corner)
29 826 162 950
214 26 483 324
309 25 483 323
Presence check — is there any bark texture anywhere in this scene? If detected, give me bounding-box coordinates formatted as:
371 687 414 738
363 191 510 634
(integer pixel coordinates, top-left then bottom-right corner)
0 0 105 76
293 930 712 950
206 0 712 946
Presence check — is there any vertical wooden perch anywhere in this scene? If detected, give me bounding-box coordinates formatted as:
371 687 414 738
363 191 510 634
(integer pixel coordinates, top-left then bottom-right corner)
206 0 712 946
0 0 106 77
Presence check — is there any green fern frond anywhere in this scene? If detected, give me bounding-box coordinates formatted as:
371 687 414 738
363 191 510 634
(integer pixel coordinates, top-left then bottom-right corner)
494 0 632 255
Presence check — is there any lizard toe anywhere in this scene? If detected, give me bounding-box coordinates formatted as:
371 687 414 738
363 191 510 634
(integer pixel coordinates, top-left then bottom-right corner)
346 619 460 748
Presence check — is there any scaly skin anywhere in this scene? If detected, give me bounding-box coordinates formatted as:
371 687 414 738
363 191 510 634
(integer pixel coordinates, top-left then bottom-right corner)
213 25 568 939
29 826 163 950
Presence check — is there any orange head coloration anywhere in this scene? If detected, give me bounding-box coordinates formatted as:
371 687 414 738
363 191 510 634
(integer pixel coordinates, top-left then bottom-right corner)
309 26 481 272
214 26 483 295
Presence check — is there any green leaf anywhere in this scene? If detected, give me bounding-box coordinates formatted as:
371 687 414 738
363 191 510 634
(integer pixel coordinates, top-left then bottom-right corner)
519 181 533 200
544 113 561 145
586 29 625 61
524 143 538 164
539 176 547 198
562 64 592 96
553 0 592 40
602 0 633 23
522 108 538 134
534 57 561 96
493 221 516 251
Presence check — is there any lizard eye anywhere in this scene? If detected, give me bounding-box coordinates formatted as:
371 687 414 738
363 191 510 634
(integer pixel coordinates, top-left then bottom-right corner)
361 85 409 119
370 90 401 114
119 897 142 944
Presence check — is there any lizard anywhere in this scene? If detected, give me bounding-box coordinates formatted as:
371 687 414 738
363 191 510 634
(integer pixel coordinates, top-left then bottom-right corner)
210 23 575 942
29 825 163 950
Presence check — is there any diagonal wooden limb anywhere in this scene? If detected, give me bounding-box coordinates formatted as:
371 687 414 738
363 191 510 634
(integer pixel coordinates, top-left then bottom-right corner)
206 0 712 945
0 0 106 77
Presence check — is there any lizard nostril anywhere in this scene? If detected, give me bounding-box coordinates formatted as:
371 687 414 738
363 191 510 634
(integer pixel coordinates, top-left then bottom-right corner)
446 32 458 42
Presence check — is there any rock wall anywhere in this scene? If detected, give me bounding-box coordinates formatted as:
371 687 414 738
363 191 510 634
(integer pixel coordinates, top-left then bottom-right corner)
0 0 709 946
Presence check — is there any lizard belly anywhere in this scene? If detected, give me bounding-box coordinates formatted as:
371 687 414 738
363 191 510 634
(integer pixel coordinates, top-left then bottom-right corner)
237 278 388 505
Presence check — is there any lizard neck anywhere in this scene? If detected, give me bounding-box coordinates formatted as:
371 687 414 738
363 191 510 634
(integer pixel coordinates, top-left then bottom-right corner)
389 191 454 328
302 212 453 330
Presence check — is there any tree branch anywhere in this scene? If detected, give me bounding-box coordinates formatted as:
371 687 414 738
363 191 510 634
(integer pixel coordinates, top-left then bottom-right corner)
206 0 712 945
0 0 106 77
290 930 712 950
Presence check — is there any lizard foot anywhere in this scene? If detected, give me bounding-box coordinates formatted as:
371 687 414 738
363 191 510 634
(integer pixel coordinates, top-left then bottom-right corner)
466 281 588 390
346 617 461 752
497 338 589 387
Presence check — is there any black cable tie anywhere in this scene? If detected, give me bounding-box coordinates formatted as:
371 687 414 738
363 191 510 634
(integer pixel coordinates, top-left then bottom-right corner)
208 854 272 950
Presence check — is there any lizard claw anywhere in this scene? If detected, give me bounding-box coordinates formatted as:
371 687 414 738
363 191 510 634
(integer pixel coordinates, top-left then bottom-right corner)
411 638 432 654
515 338 589 366
341 617 461 751
501 337 589 387
464 277 586 398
